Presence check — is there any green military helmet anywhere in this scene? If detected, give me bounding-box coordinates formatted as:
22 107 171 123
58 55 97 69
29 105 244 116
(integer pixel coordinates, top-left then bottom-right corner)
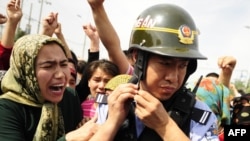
129 3 207 60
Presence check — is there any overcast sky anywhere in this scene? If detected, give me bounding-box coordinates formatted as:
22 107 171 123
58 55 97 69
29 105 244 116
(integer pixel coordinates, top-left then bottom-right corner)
1 0 250 82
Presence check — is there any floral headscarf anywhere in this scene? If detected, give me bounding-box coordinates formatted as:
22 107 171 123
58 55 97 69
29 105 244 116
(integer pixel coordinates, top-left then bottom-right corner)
0 34 66 140
187 78 231 126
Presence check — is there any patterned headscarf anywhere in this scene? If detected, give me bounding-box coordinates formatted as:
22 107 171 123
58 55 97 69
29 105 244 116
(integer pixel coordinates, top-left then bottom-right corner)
0 34 66 140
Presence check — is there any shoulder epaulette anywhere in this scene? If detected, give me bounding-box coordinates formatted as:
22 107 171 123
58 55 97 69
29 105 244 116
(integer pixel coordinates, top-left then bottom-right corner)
192 107 211 125
95 93 108 104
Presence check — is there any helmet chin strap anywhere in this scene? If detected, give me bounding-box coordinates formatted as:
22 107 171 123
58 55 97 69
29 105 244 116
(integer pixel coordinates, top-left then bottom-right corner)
128 50 149 90
133 50 149 80
182 59 197 87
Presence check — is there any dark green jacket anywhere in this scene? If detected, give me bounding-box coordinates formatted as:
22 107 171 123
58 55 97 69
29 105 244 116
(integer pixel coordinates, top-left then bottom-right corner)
0 87 82 141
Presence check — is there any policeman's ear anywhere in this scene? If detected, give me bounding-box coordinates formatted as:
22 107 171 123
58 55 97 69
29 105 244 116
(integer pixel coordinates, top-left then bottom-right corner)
187 59 197 75
131 49 138 62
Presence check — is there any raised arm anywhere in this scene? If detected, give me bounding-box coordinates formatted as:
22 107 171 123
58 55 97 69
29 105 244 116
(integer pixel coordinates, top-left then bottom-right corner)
1 0 23 48
40 12 58 36
54 23 72 59
87 0 130 74
217 56 237 88
40 12 72 58
83 23 100 62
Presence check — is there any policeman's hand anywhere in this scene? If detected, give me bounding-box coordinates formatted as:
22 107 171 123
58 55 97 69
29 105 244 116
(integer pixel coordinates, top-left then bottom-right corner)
134 89 169 130
106 83 138 125
6 0 23 23
0 13 7 24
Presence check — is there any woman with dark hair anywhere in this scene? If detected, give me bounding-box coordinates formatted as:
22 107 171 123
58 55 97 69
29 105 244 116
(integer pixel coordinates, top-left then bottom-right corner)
76 59 119 122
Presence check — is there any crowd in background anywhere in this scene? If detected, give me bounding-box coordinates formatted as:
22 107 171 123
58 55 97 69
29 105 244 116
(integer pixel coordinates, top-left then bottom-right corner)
0 0 250 141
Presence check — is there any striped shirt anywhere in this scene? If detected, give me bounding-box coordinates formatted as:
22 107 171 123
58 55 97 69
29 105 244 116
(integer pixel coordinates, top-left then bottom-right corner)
81 98 96 118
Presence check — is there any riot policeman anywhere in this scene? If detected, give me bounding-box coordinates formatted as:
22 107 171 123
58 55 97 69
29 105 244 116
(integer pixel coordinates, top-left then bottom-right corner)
88 2 219 141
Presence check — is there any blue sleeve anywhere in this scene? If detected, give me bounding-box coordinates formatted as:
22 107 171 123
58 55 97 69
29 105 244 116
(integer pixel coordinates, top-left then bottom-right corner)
190 100 219 141
96 104 108 124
